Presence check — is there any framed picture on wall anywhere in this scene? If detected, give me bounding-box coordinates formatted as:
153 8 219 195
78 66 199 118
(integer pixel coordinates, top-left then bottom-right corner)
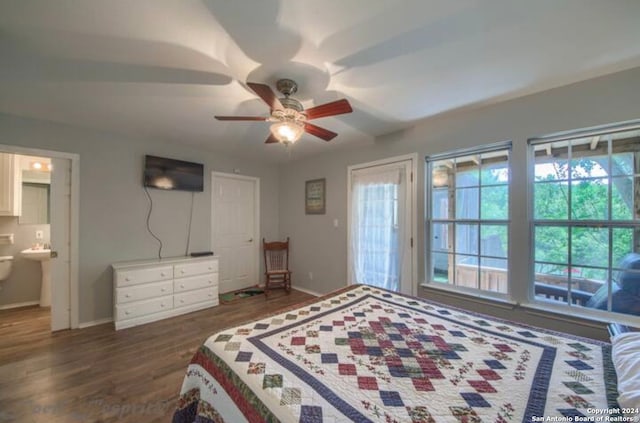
305 178 326 215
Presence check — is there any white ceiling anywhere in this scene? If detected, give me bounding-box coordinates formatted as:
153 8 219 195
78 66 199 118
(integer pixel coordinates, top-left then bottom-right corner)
1 0 639 163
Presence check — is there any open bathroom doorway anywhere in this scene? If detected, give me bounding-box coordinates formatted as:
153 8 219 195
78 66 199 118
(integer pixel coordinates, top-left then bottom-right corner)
0 144 79 332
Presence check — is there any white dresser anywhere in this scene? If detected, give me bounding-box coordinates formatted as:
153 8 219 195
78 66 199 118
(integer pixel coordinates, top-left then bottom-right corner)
112 256 219 330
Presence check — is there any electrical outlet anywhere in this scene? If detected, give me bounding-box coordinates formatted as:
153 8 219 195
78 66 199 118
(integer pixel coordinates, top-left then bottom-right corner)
35 230 44 240
308 272 313 281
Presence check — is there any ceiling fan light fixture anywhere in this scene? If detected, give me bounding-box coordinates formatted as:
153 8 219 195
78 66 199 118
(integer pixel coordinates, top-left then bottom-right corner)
215 80 353 144
270 120 304 144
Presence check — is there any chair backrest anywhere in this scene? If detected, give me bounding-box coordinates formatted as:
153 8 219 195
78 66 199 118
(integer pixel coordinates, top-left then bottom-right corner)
615 252 640 295
263 237 289 272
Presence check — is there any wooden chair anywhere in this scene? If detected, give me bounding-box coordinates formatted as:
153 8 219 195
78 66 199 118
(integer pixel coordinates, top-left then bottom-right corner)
263 237 291 297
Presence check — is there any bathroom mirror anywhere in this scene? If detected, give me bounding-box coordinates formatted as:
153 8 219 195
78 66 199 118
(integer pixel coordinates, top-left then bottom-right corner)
19 170 51 225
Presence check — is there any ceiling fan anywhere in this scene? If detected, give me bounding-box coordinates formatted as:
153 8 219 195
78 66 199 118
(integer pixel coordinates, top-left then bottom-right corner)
215 79 353 144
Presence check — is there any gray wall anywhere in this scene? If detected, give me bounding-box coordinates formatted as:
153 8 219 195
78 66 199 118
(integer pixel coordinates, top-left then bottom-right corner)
0 216 50 307
0 115 280 323
278 67 640 340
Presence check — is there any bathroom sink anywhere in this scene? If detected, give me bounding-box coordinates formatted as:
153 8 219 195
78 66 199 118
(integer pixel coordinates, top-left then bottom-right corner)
21 248 51 261
21 248 52 307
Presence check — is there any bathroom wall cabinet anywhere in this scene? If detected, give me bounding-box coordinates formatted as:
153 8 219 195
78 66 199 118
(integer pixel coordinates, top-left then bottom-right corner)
0 153 22 216
112 255 219 330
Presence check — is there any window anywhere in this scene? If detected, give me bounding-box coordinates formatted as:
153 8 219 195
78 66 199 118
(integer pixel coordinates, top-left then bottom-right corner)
427 144 510 294
531 128 640 317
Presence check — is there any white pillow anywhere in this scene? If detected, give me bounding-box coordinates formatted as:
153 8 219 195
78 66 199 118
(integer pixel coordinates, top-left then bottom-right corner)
611 332 640 413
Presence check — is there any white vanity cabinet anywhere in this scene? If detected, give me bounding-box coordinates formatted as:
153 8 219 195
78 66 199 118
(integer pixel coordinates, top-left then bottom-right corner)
112 256 218 330
0 153 21 216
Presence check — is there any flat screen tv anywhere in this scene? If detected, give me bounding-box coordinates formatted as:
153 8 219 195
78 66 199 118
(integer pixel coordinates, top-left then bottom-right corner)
143 155 204 192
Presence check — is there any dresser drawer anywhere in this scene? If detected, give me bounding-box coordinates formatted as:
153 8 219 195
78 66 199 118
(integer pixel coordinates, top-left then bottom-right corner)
115 295 173 321
175 286 218 308
117 280 173 304
116 265 173 287
174 273 218 293
174 260 218 278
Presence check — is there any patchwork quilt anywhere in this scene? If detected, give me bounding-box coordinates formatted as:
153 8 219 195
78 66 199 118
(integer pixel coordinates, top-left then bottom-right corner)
173 285 619 423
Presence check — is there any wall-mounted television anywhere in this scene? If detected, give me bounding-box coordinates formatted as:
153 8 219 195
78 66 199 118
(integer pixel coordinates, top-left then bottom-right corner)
143 155 204 192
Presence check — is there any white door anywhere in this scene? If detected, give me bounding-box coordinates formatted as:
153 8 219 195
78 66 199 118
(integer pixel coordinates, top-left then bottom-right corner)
212 173 259 294
50 157 71 331
348 157 415 295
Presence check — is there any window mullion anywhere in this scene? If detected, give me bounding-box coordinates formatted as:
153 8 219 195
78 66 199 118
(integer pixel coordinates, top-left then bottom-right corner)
567 142 573 305
607 137 614 312
477 176 482 290
451 160 457 288
533 220 638 228
607 226 613 312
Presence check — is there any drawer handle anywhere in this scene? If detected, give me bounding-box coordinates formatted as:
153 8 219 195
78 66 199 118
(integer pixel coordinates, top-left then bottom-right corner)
161 303 165 308
161 272 166 277
180 299 184 303
181 270 185 274
125 294 130 298
125 311 130 315
208 267 212 270
208 280 212 284
161 288 166 292
125 277 130 282
180 284 184 289
208 293 213 297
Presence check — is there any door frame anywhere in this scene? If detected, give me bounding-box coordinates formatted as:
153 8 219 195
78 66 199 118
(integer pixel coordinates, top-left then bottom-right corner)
0 143 80 330
347 153 418 296
211 172 260 290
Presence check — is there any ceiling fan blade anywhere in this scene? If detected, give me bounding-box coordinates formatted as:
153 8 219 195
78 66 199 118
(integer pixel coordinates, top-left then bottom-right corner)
305 99 352 120
304 122 338 141
265 133 279 144
214 116 268 121
247 82 284 111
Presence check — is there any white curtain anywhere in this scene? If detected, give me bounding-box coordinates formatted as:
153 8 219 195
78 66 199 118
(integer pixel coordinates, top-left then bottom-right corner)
350 166 405 291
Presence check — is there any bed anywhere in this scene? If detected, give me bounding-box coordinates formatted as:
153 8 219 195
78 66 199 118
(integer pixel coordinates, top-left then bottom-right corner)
172 284 626 422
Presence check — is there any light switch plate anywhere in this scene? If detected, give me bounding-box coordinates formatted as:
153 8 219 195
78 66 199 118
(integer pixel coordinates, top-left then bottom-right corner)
35 230 44 240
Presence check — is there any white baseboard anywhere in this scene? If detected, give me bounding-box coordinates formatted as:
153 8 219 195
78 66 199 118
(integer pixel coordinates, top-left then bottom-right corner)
292 285 322 297
0 301 40 310
78 317 113 329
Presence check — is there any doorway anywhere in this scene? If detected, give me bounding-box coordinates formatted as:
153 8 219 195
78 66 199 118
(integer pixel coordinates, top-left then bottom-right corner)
0 144 78 332
211 172 260 294
348 155 417 295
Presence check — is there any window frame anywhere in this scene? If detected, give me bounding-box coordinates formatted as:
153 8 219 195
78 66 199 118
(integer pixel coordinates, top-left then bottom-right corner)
528 120 640 317
425 141 512 298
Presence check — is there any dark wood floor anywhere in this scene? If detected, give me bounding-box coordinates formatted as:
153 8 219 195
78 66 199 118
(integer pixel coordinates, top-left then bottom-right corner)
0 289 315 423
